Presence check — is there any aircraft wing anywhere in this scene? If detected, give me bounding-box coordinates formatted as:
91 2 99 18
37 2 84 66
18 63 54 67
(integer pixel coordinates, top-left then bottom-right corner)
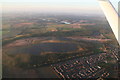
97 0 120 44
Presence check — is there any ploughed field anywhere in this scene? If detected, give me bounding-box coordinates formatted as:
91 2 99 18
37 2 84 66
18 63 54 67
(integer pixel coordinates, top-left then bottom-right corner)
3 37 81 55
4 43 79 55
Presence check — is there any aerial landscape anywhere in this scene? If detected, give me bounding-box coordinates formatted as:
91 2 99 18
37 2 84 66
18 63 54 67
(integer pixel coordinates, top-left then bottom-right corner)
1 0 119 79
2 13 119 79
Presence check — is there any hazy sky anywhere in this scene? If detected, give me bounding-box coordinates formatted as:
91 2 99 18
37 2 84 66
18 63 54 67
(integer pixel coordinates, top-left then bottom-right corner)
1 0 119 14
